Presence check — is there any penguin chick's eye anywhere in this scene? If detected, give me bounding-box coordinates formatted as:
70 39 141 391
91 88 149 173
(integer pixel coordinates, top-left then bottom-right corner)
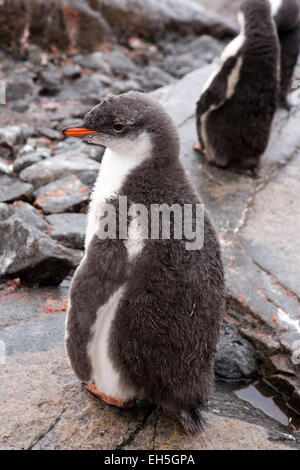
113 123 125 132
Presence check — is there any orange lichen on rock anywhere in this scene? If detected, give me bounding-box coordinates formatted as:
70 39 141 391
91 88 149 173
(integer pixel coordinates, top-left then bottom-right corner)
43 298 68 314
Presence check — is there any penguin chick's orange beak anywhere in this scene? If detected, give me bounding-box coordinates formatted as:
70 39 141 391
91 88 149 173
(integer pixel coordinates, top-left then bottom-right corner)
61 126 99 137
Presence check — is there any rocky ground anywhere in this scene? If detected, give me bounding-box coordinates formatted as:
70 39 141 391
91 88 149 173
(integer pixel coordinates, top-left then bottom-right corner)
0 0 299 450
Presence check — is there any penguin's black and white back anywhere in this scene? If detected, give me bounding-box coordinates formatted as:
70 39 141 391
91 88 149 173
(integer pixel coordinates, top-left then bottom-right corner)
196 0 279 173
269 0 300 107
62 92 225 433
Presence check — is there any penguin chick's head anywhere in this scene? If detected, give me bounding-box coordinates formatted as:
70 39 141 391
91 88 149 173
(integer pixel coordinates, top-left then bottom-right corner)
61 91 179 155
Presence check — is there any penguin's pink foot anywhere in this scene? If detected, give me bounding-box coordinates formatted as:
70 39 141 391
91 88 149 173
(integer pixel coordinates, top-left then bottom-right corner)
85 384 136 409
194 142 202 152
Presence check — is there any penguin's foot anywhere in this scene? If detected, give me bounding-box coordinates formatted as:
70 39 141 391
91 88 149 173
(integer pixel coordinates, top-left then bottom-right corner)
194 142 202 152
85 384 136 409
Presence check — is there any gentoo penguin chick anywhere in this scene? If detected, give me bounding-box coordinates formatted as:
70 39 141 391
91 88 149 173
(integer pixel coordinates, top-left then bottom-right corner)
269 0 300 108
195 0 279 174
61 91 225 434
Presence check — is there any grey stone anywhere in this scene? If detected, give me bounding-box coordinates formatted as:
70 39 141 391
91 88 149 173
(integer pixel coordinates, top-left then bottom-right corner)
236 152 300 299
46 213 87 249
0 202 13 221
13 149 49 173
0 284 68 329
73 74 103 101
0 175 33 203
102 48 137 76
5 76 37 101
9 201 49 231
0 158 13 175
19 154 100 188
73 52 111 74
33 175 90 214
0 0 236 55
0 218 79 284
61 64 81 80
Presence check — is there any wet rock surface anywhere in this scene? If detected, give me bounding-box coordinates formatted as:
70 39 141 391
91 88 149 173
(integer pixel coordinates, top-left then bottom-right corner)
0 218 81 285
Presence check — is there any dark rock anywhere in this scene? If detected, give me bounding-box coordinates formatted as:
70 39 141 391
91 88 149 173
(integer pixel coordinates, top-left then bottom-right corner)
0 284 69 329
19 154 100 188
46 213 87 249
0 218 79 285
61 64 82 80
73 74 103 101
9 201 49 231
13 149 50 173
0 202 13 222
38 68 63 96
73 52 111 74
33 175 90 214
215 322 258 380
0 175 33 203
5 76 37 102
265 355 296 377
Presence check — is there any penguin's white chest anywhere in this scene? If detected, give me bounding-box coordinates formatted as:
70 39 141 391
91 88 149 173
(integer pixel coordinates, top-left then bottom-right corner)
87 286 136 400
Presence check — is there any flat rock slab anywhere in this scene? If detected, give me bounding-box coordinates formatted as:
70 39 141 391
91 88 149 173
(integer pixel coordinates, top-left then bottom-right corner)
0 218 80 285
19 155 100 188
33 175 90 214
46 213 87 249
0 175 33 203
7 201 49 231
0 306 295 450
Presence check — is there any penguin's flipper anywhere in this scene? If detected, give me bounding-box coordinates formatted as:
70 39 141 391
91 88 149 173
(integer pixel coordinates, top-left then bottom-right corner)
85 384 136 409
196 55 240 118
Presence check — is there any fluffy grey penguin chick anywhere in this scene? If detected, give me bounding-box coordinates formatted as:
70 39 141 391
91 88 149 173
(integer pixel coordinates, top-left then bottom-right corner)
196 0 279 174
269 0 300 108
61 91 225 434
